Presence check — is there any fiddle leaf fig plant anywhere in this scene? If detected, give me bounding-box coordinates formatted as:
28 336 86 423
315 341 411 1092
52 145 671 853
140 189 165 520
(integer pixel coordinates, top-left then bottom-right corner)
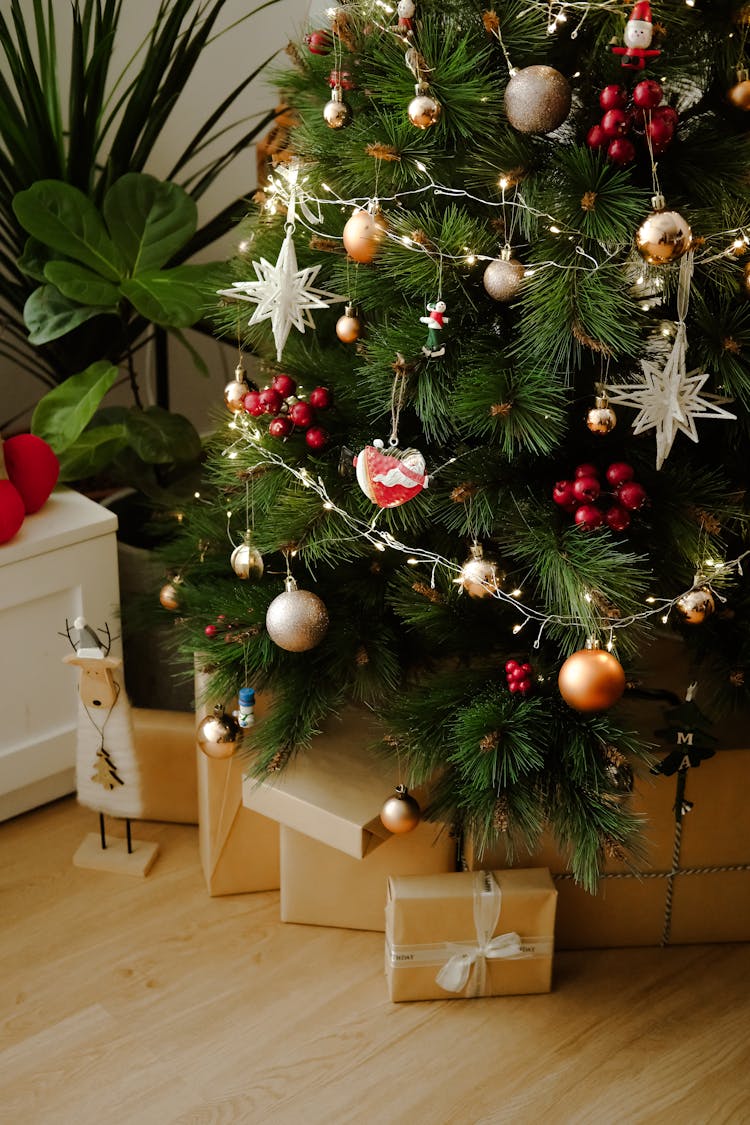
15 172 219 480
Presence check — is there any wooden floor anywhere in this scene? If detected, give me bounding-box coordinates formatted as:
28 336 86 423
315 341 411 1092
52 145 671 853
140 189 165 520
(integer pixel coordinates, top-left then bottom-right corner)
2 798 750 1125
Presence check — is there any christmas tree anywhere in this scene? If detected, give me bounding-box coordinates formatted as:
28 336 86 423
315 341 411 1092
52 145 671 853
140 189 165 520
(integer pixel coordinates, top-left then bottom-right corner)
163 1 750 889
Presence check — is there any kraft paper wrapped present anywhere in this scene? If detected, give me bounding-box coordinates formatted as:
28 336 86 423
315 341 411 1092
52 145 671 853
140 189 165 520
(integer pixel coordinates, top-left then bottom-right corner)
131 709 198 824
242 706 398 860
281 821 457 932
385 868 557 1002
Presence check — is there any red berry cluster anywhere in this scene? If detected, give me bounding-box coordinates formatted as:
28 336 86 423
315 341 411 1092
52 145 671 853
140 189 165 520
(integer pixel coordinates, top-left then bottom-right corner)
505 659 534 697
587 81 679 167
552 462 648 532
243 373 332 451
328 69 355 90
305 29 332 54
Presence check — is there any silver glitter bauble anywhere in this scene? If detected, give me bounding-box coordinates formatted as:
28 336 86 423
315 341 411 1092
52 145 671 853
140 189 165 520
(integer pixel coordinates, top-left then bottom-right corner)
407 92 442 129
636 196 692 265
231 538 264 581
675 586 715 625
483 252 526 302
324 87 352 129
504 65 572 134
266 576 329 652
586 395 617 434
197 704 241 760
456 543 501 599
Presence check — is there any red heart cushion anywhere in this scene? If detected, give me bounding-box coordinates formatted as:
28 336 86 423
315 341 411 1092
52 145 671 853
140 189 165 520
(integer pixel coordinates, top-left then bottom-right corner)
0 479 26 543
3 434 60 514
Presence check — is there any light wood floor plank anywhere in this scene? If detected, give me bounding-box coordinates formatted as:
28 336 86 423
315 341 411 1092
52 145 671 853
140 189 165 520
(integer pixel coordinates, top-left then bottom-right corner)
2 796 749 1125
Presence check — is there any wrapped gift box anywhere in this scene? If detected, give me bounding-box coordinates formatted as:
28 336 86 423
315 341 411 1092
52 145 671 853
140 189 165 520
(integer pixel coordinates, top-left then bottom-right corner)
131 709 198 824
281 821 456 932
385 868 557 1002
465 749 750 947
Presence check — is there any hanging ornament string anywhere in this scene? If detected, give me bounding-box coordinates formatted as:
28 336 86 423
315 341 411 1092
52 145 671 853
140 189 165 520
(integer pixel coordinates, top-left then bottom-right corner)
389 355 409 446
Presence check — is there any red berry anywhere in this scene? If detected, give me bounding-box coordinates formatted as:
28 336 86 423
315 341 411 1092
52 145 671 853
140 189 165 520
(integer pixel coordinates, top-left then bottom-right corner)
0 479 25 544
309 386 332 409
505 660 520 673
518 678 533 693
269 416 293 438
653 104 679 130
520 663 532 675
553 480 576 508
601 108 629 137
647 115 674 152
633 79 663 109
259 388 283 414
290 401 315 428
243 390 263 416
508 681 520 693
618 481 648 511
586 124 608 150
305 425 329 451
508 667 525 682
272 373 297 397
607 138 636 166
605 462 635 486
573 475 601 503
574 463 599 479
204 624 217 637
217 615 226 621
574 504 604 530
605 505 631 532
599 85 628 111
305 29 331 54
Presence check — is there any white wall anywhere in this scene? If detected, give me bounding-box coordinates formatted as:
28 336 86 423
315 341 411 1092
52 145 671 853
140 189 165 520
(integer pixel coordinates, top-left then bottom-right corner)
4 0 313 434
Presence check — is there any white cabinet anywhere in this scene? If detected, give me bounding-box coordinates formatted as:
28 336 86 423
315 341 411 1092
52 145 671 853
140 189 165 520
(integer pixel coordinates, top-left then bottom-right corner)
0 488 120 821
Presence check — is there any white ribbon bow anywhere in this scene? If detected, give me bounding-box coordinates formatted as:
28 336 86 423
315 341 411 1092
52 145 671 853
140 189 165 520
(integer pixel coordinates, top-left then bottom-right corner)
435 872 522 996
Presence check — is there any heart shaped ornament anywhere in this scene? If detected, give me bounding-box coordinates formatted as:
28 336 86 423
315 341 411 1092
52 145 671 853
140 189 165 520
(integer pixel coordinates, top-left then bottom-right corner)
354 440 428 508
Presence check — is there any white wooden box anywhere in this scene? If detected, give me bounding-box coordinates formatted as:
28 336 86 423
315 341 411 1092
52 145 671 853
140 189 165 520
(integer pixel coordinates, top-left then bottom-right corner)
0 488 120 821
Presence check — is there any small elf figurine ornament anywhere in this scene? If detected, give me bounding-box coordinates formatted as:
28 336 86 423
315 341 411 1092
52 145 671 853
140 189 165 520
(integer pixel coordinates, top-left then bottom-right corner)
397 0 415 34
611 2 661 71
420 300 449 358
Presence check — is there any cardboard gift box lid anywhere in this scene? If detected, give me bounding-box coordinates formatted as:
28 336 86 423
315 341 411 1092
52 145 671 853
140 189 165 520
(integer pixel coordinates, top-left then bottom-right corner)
385 868 557 1001
242 706 398 859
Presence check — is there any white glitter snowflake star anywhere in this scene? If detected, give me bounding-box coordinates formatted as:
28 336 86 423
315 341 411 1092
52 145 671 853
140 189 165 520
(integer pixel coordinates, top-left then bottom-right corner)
218 229 343 361
605 351 736 471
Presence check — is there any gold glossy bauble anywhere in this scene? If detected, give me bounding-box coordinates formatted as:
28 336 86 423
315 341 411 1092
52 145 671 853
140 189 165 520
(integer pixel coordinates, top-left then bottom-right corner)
675 586 715 625
482 255 525 302
586 396 617 435
407 92 442 129
635 199 692 265
342 209 388 264
457 543 501 599
504 65 572 134
230 539 264 581
336 304 362 343
159 580 181 611
197 704 241 760
558 647 626 712
265 576 329 652
728 69 750 110
323 96 352 129
224 377 250 413
380 784 421 834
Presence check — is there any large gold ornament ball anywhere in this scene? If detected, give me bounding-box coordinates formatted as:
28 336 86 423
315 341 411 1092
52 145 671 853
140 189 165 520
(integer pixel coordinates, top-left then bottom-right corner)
586 402 617 434
197 706 241 760
223 377 249 413
675 586 715 625
159 580 181 611
323 97 352 129
636 208 692 265
558 648 626 712
459 554 500 599
342 209 388 264
266 587 330 652
231 541 264 581
380 785 421 834
483 257 525 302
728 74 750 110
504 65 572 134
336 308 362 343
407 93 442 129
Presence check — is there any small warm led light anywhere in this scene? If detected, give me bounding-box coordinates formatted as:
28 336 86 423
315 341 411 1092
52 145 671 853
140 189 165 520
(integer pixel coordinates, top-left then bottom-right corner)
584 592 593 603
407 558 419 565
375 542 387 552
499 176 509 190
512 624 523 634
646 596 656 604
402 235 413 246
194 491 201 499
661 614 669 624
465 254 477 265
511 588 522 598
549 225 561 234
415 161 428 173
323 501 334 510
228 452 238 459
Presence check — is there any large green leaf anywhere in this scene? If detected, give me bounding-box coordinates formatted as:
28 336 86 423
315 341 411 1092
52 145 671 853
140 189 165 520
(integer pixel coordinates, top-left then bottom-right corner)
56 424 129 482
44 260 121 307
31 360 119 452
13 180 126 281
24 284 116 344
103 173 197 274
119 263 216 328
17 237 55 282
125 406 202 464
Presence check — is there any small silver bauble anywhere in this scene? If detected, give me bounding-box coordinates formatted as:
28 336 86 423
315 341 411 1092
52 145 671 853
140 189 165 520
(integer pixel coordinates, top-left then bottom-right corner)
266 576 329 652
504 65 572 134
483 250 526 302
675 585 715 625
197 704 241 760
408 88 442 129
324 86 351 129
636 195 692 265
586 395 617 435
231 537 264 581
456 543 501 599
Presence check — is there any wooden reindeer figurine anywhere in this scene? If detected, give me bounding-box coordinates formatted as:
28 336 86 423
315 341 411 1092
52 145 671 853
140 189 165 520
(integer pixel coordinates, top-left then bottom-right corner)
62 616 159 876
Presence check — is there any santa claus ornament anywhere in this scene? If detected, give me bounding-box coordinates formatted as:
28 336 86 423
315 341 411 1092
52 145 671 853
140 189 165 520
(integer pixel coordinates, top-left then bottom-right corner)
612 2 660 72
354 439 428 508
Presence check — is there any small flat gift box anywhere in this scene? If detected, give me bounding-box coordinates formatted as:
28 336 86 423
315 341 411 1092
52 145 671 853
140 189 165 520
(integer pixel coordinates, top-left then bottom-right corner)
385 868 557 1002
